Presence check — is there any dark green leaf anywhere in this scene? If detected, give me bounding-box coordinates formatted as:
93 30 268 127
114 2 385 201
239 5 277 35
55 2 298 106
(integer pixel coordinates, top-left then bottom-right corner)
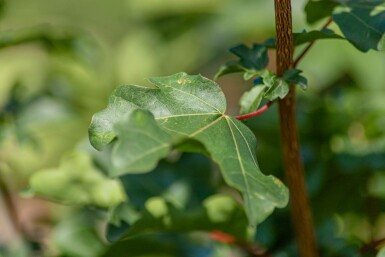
89 72 288 226
333 2 385 52
214 44 269 79
111 195 249 241
255 30 343 49
305 0 339 24
304 0 385 51
293 29 344 46
229 43 269 70
283 69 308 90
118 153 215 210
214 61 245 80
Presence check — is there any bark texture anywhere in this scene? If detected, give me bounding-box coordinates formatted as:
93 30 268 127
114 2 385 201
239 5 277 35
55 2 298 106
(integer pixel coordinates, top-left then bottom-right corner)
273 1 319 257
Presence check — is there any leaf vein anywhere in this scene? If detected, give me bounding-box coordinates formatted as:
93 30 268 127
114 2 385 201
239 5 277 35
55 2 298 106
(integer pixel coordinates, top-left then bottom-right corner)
225 117 252 204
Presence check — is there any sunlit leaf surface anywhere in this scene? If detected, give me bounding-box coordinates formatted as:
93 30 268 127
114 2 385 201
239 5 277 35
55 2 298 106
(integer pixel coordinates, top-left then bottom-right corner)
89 72 288 225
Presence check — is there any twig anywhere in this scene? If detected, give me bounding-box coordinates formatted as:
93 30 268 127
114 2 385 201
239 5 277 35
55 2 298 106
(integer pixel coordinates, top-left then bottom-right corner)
293 17 333 68
0 175 22 235
236 101 273 120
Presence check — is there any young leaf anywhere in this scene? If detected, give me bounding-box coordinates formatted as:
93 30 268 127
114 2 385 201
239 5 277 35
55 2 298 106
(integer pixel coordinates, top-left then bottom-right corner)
214 44 269 79
230 43 269 70
89 72 288 226
283 69 308 90
239 86 266 115
261 71 290 101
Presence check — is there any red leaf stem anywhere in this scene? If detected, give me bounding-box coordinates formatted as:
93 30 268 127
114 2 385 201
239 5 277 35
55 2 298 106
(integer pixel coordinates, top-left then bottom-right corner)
235 101 273 120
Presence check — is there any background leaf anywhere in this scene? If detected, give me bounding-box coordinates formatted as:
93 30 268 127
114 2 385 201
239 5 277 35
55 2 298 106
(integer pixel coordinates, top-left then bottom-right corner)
304 0 385 51
293 29 343 46
110 195 248 241
215 44 269 79
333 2 385 52
29 151 126 208
305 0 339 24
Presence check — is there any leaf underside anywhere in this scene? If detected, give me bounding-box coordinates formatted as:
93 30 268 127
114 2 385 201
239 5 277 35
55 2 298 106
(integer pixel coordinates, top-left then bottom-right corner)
89 72 288 226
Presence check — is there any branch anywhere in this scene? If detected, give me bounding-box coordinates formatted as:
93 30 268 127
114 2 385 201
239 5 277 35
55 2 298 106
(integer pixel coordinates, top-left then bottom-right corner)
236 101 273 120
274 1 319 257
293 17 333 68
0 175 22 236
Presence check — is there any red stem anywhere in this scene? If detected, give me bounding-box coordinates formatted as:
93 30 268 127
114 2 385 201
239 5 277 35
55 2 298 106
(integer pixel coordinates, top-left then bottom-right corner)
236 101 273 120
235 17 333 121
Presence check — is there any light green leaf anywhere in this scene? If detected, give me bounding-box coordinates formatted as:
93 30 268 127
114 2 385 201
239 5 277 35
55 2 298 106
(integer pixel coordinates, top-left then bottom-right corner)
239 86 266 115
29 151 126 208
262 72 290 101
89 72 288 226
377 246 385 257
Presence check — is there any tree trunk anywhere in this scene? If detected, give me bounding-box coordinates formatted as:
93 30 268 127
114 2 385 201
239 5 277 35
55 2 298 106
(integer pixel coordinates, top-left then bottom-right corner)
273 1 319 257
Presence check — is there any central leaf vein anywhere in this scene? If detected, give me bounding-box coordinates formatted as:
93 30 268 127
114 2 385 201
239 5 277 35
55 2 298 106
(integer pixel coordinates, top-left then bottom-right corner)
189 115 223 137
157 81 223 113
225 117 252 204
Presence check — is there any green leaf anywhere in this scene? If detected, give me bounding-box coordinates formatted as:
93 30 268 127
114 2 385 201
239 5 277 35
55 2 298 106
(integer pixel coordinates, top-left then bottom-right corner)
377 245 385 257
119 153 215 210
254 29 343 49
110 195 249 241
332 1 385 52
89 72 288 226
305 0 339 24
214 44 269 79
239 86 266 115
29 151 126 208
282 69 308 90
304 0 385 51
53 211 107 257
293 29 344 46
262 71 290 101
214 61 245 80
367 172 385 199
112 109 173 175
230 43 269 70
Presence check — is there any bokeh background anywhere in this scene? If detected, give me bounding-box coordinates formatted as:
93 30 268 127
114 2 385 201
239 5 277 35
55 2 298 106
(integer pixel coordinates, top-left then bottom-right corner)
1 0 385 256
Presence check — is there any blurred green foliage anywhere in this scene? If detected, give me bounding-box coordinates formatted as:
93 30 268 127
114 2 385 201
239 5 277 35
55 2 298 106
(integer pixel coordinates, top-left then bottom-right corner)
0 0 385 257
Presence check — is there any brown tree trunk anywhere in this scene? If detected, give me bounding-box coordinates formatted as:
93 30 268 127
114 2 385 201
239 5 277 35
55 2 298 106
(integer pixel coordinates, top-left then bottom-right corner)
273 1 319 257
